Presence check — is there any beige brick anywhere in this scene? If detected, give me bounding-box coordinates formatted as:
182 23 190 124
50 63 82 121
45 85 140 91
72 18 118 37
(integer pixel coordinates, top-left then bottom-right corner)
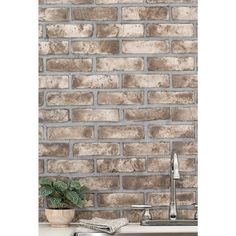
39 196 44 208
124 108 170 121
123 74 169 88
39 160 44 174
46 24 93 38
173 142 197 155
47 126 93 140
147 192 169 206
147 192 195 206
84 194 95 208
148 57 195 71
98 193 144 207
39 76 69 89
39 0 44 4
47 160 94 173
47 92 93 106
176 176 197 188
96 0 143 3
172 7 197 20
98 92 143 105
147 0 196 3
122 40 168 54
46 59 92 72
97 24 144 37
39 25 43 38
97 58 144 72
72 41 119 54
72 75 119 89
75 211 120 221
76 176 120 190
72 7 117 21
39 109 69 122
39 126 44 140
148 91 194 104
39 41 69 55
97 158 145 173
147 24 194 37
39 211 47 222
123 175 170 189
72 109 119 122
179 158 195 172
147 158 196 172
177 210 195 220
39 8 69 22
39 92 44 107
122 7 168 20
124 142 170 156
176 192 196 205
172 107 197 121
148 124 195 138
98 125 144 139
172 40 197 53
73 143 120 156
38 92 44 105
47 0 94 3
172 74 198 88
39 58 43 72
39 143 69 157
147 158 170 172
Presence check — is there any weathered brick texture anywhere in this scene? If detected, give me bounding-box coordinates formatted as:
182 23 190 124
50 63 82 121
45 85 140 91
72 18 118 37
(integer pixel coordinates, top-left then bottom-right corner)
39 0 197 222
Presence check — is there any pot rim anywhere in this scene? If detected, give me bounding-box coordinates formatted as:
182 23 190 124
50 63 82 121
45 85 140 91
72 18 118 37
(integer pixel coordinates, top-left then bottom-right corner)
45 208 75 211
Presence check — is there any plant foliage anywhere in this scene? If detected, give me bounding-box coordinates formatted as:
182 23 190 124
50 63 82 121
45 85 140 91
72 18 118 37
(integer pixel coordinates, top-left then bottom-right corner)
39 178 87 209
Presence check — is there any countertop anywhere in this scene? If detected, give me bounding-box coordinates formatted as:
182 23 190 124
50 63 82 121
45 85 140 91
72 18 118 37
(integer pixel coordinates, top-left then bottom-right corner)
39 223 198 236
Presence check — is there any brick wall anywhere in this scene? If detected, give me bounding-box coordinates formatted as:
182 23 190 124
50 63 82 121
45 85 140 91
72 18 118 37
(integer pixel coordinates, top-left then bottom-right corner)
39 0 197 222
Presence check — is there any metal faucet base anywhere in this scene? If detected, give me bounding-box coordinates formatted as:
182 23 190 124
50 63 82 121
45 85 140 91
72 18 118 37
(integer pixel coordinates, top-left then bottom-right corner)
141 219 198 226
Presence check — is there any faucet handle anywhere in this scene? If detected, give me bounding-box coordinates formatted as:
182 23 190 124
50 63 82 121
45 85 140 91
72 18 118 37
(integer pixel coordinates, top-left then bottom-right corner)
192 203 198 220
131 205 152 221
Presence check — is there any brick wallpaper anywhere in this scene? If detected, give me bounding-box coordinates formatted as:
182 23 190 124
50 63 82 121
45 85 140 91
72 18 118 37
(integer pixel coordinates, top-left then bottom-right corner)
39 0 197 222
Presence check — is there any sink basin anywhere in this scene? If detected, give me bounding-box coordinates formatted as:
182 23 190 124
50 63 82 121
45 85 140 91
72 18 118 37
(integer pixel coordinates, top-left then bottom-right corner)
141 220 198 226
73 233 197 236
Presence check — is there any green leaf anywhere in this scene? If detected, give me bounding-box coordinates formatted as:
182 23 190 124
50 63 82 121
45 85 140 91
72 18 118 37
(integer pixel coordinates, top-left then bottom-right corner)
39 178 52 186
39 186 53 197
70 180 81 190
65 191 82 207
53 181 68 192
47 197 63 208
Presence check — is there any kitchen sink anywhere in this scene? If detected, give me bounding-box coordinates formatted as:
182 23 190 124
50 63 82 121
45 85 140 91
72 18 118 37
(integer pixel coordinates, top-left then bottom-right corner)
141 220 198 226
73 233 197 236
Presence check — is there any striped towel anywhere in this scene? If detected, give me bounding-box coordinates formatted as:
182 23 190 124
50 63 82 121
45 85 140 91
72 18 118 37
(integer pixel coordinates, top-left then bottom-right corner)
78 217 129 234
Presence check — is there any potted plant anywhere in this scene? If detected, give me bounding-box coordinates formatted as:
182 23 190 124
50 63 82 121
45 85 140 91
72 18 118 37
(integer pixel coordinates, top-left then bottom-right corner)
39 178 86 227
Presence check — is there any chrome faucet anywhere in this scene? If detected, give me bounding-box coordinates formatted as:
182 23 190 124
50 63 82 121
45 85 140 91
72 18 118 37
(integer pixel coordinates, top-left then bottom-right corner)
169 152 180 220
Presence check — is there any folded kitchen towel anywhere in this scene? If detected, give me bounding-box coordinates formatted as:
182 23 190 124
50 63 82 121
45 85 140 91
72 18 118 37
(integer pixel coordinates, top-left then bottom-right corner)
78 217 129 234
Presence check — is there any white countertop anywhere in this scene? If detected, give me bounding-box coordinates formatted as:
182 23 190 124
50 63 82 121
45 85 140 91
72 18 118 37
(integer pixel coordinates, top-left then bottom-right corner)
39 223 198 236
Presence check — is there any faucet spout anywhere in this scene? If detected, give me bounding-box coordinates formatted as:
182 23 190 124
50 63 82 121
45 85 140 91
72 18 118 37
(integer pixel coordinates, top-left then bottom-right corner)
173 152 180 179
169 152 180 221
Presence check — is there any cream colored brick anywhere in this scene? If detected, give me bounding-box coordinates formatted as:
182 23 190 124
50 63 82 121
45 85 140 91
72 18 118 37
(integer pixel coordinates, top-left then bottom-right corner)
72 75 119 89
72 109 119 122
147 24 194 37
47 24 93 38
97 24 144 37
39 76 69 89
172 7 197 20
122 40 168 54
122 7 168 20
97 58 144 71
39 41 69 55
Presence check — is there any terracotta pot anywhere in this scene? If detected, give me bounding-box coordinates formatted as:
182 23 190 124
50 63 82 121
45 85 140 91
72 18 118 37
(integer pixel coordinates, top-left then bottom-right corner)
45 208 75 227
